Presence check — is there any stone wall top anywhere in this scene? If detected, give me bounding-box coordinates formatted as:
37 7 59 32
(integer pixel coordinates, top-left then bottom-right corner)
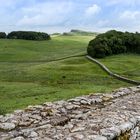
0 85 140 140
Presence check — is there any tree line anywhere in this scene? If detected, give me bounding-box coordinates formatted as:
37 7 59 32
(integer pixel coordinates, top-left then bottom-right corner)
0 31 51 41
87 30 140 58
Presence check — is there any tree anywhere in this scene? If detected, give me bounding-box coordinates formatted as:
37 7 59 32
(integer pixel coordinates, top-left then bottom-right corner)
87 30 140 58
0 32 6 39
7 31 51 41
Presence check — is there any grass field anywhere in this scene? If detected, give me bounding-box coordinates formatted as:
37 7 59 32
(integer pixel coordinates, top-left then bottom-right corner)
0 35 139 114
100 54 140 81
0 35 91 62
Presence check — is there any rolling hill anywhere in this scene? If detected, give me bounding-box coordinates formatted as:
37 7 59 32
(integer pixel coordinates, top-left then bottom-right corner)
0 34 139 114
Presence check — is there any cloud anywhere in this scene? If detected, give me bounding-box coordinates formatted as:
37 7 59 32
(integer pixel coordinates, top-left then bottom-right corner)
0 0 140 33
107 0 140 6
85 4 101 17
17 1 74 26
120 10 140 20
97 20 109 27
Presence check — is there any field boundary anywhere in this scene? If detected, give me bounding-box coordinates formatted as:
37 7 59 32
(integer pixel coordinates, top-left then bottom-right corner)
86 55 140 85
0 53 86 63
1 51 140 85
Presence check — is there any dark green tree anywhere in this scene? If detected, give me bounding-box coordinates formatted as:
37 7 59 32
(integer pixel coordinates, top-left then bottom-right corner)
7 31 51 41
0 32 6 39
87 30 140 58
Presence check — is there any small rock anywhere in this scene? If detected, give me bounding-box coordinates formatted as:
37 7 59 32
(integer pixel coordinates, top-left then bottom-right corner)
53 134 64 139
11 120 19 126
0 116 9 123
95 98 102 103
135 116 140 122
100 129 116 140
65 123 74 129
71 126 85 133
88 135 107 140
14 110 23 114
129 118 137 126
102 94 113 102
50 116 69 126
117 91 125 96
119 122 134 133
73 133 84 139
11 136 25 140
68 98 80 103
23 130 38 138
66 104 79 110
75 114 86 120
30 115 42 120
80 100 89 105
29 131 38 138
108 126 121 136
0 122 16 131
113 94 120 98
18 121 32 127
40 108 54 116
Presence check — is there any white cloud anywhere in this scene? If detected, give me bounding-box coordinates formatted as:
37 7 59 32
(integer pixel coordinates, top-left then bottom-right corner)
0 0 140 33
97 20 109 27
17 1 73 26
120 10 140 20
85 4 101 17
107 0 140 6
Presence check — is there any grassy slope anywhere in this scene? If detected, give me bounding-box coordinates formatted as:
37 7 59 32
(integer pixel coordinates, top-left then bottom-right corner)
99 54 140 81
0 35 139 114
0 36 91 62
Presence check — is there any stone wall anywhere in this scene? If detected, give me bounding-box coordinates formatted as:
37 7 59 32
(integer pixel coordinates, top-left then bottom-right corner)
0 86 140 140
86 55 140 85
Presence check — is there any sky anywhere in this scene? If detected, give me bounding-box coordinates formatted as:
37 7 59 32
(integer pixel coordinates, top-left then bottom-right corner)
0 0 140 33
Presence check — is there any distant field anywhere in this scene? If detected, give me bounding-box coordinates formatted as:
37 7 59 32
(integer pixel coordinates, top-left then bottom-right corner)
0 35 139 114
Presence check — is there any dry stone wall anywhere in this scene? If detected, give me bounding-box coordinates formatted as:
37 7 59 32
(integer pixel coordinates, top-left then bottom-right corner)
86 55 140 85
0 86 140 140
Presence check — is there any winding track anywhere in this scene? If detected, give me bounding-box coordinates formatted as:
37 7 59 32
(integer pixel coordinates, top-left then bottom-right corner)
86 55 140 85
1 52 139 85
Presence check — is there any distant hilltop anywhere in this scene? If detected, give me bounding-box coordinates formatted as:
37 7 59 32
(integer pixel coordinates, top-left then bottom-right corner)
63 29 99 36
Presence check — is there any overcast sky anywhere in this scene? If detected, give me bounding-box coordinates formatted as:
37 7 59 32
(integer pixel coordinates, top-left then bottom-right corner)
0 0 140 33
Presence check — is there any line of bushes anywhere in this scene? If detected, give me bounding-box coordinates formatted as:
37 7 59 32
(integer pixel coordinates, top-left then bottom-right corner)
87 30 140 58
0 31 51 41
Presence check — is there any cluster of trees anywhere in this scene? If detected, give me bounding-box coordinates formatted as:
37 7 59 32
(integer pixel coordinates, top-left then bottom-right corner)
0 31 51 41
0 32 6 38
87 30 140 58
